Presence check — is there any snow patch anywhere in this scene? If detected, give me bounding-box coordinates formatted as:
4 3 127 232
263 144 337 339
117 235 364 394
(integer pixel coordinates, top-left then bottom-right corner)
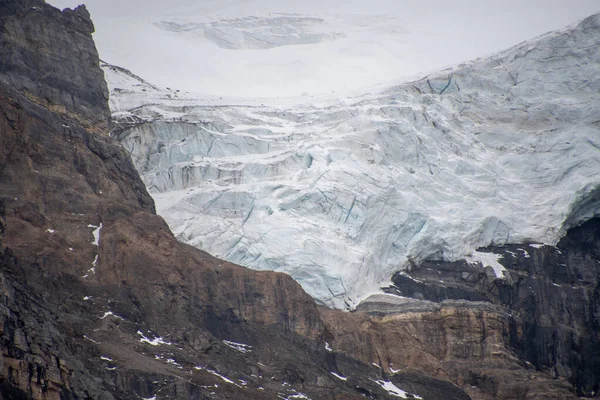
278 394 310 400
46 228 55 234
325 342 332 352
330 372 347 381
517 248 531 258
137 330 172 346
88 223 103 246
83 335 100 344
468 251 506 278
99 311 124 320
373 380 422 399
223 339 252 353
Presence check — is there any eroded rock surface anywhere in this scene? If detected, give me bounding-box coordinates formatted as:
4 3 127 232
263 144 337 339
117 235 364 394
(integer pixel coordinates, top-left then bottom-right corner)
364 218 600 397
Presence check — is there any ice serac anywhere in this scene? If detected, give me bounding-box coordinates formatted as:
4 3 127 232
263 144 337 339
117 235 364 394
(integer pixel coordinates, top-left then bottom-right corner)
113 14 600 309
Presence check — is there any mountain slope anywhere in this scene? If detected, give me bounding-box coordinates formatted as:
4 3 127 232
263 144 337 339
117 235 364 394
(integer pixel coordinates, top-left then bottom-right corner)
0 2 393 399
1 2 599 399
113 14 600 309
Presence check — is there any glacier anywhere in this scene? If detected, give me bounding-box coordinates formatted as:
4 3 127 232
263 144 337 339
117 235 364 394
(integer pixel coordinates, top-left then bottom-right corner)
108 14 600 309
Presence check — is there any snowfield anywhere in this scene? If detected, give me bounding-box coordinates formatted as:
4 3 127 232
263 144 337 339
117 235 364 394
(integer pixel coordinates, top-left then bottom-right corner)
108 14 600 309
51 0 600 98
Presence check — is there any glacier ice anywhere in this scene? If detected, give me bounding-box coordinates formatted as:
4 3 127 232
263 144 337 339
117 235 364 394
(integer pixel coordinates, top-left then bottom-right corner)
109 14 600 309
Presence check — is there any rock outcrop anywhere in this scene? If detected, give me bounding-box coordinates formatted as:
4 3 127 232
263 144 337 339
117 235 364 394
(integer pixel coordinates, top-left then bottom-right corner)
1 1 598 399
373 218 600 397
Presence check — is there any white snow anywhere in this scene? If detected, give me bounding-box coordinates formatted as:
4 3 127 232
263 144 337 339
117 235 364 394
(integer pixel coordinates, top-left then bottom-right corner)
83 335 100 344
325 342 332 352
468 251 506 278
88 223 102 246
330 372 347 381
107 14 600 309
195 366 240 387
99 311 124 320
137 330 172 346
100 356 113 361
208 370 235 384
529 244 545 249
516 248 531 258
49 0 600 99
223 339 252 353
46 228 55 234
163 357 180 366
279 394 310 400
83 296 91 300
373 380 422 399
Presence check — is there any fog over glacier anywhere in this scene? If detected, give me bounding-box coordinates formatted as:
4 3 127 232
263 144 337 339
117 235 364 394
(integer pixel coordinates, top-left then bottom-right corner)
49 0 599 97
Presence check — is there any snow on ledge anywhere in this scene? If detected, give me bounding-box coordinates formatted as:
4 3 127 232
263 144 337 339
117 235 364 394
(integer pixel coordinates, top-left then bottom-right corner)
137 330 172 346
99 311 124 320
467 251 506 278
223 339 252 353
88 223 103 246
529 243 545 249
373 379 422 399
330 372 347 381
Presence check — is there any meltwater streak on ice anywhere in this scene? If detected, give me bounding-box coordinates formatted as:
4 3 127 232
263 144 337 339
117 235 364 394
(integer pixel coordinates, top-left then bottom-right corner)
112 14 600 309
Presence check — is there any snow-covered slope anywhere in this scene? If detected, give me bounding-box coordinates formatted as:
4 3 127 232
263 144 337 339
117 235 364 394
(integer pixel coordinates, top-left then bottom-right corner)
51 0 599 98
110 14 600 309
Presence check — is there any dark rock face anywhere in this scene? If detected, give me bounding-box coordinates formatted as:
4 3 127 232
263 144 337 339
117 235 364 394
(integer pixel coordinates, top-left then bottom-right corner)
0 0 110 130
387 218 600 397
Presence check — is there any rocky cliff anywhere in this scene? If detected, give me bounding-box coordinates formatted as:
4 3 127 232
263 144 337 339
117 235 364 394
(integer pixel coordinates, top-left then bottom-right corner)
372 218 600 397
0 1 599 399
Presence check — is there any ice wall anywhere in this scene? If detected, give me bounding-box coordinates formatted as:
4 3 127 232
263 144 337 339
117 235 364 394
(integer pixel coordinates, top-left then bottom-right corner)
112 14 600 308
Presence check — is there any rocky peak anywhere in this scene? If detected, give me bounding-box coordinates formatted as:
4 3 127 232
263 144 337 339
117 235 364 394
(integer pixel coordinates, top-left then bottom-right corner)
0 0 109 131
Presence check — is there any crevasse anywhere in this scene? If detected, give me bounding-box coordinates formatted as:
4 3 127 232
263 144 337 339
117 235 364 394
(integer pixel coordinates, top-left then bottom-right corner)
110 14 600 309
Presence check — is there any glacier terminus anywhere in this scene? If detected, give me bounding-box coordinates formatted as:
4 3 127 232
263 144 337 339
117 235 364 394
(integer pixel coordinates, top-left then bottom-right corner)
109 14 600 309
